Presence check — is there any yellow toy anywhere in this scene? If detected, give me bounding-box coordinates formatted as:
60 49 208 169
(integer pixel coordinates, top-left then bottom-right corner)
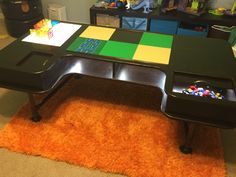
30 19 54 39
231 2 236 14
126 0 139 9
224 1 236 16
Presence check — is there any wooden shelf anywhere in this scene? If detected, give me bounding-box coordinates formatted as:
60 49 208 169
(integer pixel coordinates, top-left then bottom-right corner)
90 5 236 27
90 5 235 39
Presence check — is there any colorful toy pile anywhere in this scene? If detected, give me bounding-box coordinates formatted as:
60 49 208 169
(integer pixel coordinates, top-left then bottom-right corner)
182 84 225 100
109 0 126 8
95 0 157 13
95 0 127 8
30 19 59 39
162 0 209 16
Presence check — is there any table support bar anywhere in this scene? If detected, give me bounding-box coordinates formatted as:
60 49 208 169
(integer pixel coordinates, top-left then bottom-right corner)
179 121 196 154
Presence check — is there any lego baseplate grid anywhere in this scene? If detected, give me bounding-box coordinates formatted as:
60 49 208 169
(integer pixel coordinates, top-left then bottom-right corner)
67 26 174 65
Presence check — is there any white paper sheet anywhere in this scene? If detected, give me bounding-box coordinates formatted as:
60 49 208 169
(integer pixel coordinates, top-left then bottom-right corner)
22 23 81 47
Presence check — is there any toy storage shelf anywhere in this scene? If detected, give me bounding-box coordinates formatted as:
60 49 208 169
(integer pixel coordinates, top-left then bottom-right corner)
90 5 235 39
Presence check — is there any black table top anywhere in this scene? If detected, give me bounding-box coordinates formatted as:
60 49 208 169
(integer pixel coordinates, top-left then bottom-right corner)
0 22 236 128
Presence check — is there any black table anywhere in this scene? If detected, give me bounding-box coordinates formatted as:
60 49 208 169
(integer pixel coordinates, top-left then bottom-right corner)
0 22 235 153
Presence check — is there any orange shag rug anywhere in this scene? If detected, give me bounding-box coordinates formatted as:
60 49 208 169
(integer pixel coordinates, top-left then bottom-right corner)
0 77 225 177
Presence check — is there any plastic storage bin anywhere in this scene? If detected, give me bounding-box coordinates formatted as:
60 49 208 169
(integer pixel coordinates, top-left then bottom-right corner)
1 0 43 38
1 0 43 20
4 15 43 38
122 17 147 31
48 3 67 21
150 19 179 34
177 22 208 37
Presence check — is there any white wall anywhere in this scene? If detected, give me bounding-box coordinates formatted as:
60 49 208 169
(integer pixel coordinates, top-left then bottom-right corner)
208 0 235 9
41 0 96 23
0 9 3 19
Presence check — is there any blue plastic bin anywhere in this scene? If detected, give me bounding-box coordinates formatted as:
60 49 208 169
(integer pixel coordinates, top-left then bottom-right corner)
122 17 147 31
177 22 208 37
150 19 179 34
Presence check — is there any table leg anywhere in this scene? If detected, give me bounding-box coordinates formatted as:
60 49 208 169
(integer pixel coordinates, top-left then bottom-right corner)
28 93 41 122
27 76 72 122
179 121 196 154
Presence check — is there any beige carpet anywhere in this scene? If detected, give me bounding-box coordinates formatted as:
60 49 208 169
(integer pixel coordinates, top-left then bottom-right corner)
0 18 15 49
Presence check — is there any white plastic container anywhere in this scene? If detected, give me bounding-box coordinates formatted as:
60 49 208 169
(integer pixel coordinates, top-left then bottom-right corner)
48 4 67 21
